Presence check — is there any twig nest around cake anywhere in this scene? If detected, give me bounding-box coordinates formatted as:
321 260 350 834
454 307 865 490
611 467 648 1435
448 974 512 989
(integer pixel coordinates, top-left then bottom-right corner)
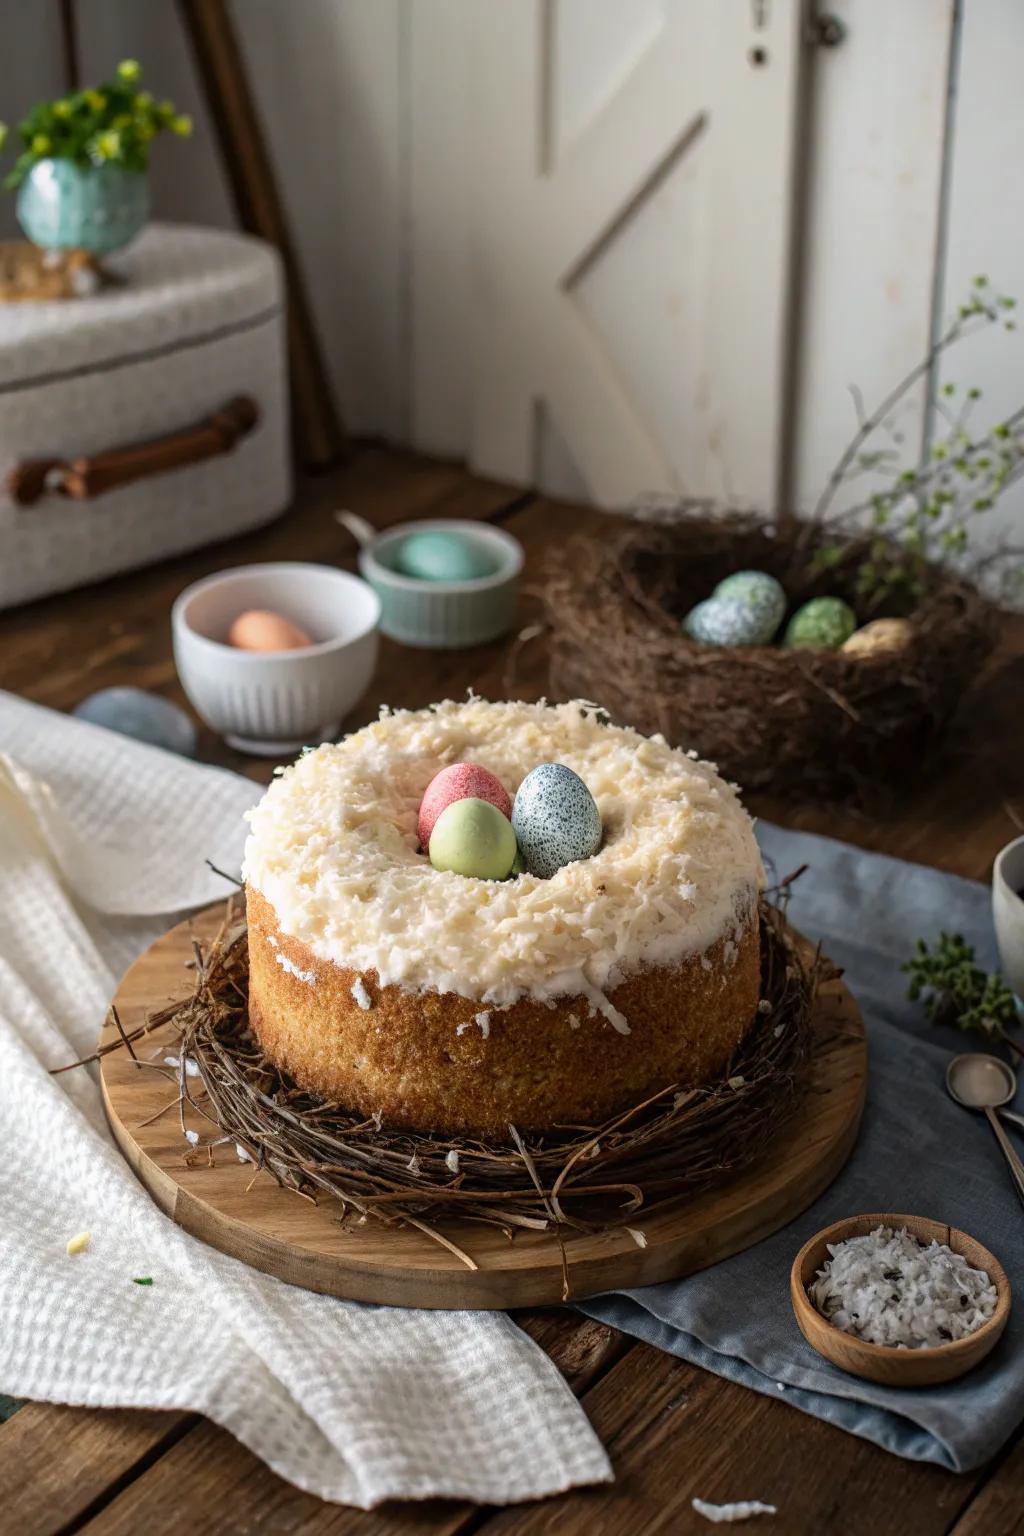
417 761 512 848
783 596 857 650
512 763 602 879
428 796 518 880
841 616 915 658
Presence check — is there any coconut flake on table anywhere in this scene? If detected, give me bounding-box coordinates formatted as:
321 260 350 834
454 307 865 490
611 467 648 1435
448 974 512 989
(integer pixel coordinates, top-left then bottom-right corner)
692 1499 777 1524
808 1225 997 1349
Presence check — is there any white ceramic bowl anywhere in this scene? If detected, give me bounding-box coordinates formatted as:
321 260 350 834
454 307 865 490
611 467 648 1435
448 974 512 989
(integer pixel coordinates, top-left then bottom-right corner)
993 833 1024 1002
172 562 380 755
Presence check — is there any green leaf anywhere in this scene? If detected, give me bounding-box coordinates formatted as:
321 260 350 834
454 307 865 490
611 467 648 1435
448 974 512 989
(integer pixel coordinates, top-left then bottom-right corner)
132 1277 154 1286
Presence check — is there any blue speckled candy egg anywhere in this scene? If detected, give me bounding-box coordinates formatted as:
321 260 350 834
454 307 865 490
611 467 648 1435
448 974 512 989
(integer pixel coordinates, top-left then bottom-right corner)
712 570 786 643
511 763 602 879
683 595 771 648
392 531 498 583
73 687 197 756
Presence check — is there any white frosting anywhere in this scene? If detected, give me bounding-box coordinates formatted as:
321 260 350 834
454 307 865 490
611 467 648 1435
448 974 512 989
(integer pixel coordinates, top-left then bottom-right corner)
243 699 761 1010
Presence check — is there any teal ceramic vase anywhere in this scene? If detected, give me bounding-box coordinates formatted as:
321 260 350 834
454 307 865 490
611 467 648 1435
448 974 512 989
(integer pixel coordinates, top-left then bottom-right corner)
17 159 150 254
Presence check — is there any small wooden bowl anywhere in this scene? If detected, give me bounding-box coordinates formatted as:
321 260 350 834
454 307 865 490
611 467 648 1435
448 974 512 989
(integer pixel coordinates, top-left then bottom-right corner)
791 1213 1011 1388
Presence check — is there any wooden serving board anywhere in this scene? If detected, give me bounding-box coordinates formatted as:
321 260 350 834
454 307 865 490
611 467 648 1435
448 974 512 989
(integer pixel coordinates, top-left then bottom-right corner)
101 906 867 1309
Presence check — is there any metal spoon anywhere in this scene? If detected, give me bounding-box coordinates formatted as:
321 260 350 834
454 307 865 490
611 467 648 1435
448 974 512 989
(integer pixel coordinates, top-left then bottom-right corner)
946 1053 1024 1207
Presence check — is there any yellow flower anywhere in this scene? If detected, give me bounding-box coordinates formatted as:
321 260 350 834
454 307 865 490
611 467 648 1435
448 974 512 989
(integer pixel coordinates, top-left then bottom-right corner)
158 99 175 121
117 59 141 82
0 123 7 151
94 130 121 161
53 100 72 120
170 114 193 138
84 89 106 113
135 119 155 143
136 90 153 109
31 134 51 155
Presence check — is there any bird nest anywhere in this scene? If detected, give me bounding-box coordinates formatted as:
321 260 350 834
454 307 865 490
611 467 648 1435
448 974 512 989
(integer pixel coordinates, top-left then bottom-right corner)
544 514 998 802
98 889 826 1290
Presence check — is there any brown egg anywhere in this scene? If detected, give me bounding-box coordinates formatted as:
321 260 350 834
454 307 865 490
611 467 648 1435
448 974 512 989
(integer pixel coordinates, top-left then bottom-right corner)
841 617 915 659
228 609 313 652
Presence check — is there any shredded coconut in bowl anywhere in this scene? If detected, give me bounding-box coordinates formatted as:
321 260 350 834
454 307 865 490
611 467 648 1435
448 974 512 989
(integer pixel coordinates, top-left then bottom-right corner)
808 1225 997 1349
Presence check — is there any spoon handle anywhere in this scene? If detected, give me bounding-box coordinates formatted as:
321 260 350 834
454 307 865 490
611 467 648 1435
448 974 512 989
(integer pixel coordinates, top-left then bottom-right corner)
986 1106 1024 1209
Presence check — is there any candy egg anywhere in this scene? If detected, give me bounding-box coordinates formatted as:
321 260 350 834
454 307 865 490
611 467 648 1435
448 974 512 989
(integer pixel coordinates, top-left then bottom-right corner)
783 597 857 650
841 617 915 658
511 763 602 879
228 609 313 652
684 596 771 648
392 531 498 583
429 797 518 880
712 570 786 643
418 762 512 848
73 686 197 757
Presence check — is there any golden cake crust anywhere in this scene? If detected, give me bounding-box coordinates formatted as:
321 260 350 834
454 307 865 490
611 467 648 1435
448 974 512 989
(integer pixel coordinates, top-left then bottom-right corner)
246 886 760 1137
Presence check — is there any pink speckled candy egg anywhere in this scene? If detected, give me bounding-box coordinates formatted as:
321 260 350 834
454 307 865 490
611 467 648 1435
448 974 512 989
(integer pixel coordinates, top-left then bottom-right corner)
418 762 512 849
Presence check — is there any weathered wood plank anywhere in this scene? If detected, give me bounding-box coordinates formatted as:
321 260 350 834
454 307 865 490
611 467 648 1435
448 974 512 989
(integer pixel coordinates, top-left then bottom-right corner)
948 1438 1024 1535
0 1401 191 1536
479 1344 985 1536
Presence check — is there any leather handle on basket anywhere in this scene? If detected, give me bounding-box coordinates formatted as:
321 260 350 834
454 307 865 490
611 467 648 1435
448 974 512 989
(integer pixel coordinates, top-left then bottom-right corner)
8 395 260 507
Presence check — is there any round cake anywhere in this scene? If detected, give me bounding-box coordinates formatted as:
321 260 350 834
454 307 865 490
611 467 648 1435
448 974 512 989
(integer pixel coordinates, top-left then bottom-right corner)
242 699 763 1137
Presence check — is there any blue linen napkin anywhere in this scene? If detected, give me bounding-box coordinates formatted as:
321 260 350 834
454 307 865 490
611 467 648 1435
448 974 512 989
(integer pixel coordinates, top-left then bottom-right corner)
580 822 1023 1473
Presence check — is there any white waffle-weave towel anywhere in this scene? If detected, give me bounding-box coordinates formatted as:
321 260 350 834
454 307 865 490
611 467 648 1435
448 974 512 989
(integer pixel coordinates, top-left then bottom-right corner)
0 691 611 1508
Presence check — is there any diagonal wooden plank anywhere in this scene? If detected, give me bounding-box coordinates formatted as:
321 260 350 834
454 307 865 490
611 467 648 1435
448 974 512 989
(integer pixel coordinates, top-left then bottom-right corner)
542 14 705 278
478 1343 986 1536
0 1402 192 1536
947 1435 1024 1535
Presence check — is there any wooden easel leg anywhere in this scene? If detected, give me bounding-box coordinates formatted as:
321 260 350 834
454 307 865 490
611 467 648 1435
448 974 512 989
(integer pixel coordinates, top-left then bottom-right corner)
177 0 348 470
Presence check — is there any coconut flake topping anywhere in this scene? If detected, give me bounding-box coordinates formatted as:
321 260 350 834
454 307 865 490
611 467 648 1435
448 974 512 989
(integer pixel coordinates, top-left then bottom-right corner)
809 1225 997 1348
242 699 760 1009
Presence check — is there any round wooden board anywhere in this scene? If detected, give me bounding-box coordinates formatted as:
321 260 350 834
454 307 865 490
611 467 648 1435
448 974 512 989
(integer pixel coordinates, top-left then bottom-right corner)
101 906 867 1309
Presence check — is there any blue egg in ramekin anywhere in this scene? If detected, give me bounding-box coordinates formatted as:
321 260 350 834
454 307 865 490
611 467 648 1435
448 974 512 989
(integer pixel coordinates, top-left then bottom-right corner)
337 513 523 649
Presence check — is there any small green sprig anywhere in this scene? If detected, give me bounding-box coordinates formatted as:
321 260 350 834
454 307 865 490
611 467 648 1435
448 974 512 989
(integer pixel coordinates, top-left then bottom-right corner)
809 278 1024 612
904 931 1020 1048
0 60 192 191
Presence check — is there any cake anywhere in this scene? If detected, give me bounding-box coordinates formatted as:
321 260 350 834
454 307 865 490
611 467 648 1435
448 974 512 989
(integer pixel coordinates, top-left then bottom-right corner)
242 699 763 1137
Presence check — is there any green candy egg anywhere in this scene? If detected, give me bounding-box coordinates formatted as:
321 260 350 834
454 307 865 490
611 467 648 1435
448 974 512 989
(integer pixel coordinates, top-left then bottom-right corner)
712 570 786 643
783 596 857 650
429 796 517 880
684 595 771 647
392 531 497 583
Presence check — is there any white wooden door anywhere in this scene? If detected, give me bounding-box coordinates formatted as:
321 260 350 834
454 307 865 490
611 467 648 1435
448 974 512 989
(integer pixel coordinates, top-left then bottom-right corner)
412 0 805 510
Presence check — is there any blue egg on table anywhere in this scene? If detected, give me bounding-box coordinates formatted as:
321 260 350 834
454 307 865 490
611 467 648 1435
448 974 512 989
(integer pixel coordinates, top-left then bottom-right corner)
511 763 602 879
73 687 197 757
391 531 498 583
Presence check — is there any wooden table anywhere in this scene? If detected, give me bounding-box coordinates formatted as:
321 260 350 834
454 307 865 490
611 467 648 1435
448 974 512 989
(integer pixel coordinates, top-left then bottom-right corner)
2 446 1023 1535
